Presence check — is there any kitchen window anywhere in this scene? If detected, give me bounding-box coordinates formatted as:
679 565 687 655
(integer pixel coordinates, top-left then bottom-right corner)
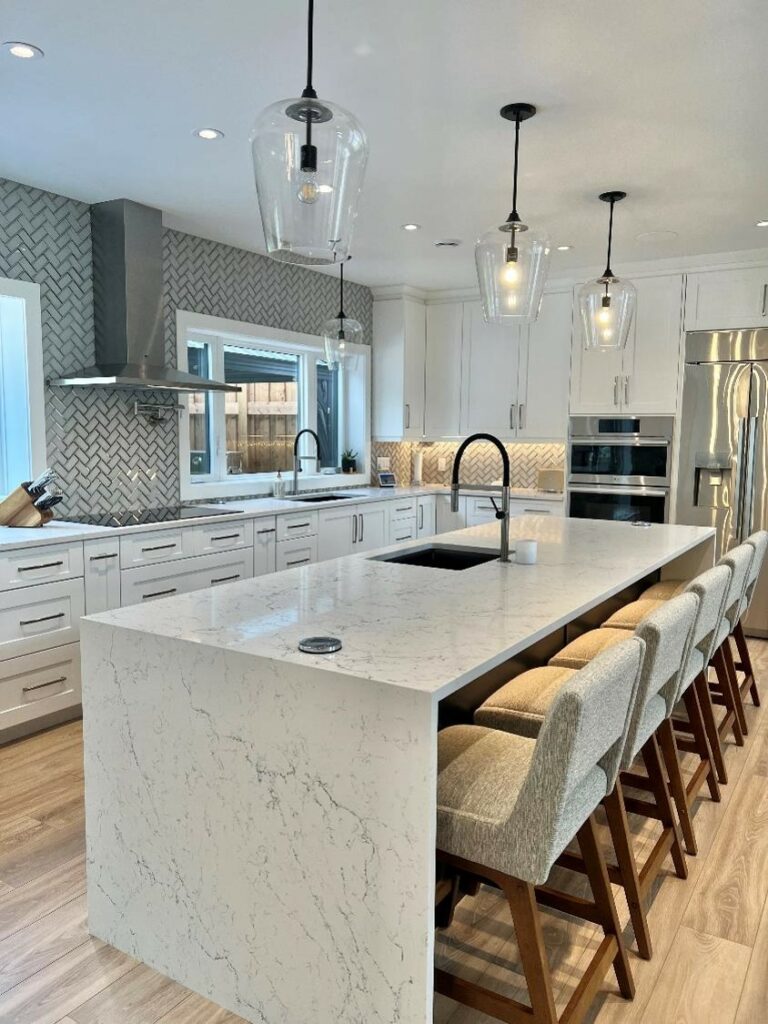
178 311 369 500
0 278 46 498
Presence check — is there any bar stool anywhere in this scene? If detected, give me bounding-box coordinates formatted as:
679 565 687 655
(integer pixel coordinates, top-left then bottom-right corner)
435 639 644 1024
475 594 699 961
731 531 768 706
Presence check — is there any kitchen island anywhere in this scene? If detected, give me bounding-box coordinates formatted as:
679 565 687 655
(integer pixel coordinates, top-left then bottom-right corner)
80 516 714 1024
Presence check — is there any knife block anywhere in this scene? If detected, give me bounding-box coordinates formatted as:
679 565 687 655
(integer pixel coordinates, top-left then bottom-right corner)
0 485 54 527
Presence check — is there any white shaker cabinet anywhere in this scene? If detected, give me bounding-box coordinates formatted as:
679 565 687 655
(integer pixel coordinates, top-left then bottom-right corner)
372 296 426 439
424 302 464 438
253 519 277 577
461 301 519 439
355 501 389 553
684 266 768 331
517 290 572 440
435 493 466 534
417 495 437 538
318 505 356 561
83 538 121 614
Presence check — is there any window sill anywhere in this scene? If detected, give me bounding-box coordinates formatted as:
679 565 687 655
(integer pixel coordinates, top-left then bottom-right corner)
181 472 370 502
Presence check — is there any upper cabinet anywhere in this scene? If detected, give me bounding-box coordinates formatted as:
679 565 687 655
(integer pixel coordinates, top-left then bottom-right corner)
461 301 519 439
684 266 768 331
570 273 684 415
425 302 464 438
372 296 426 440
517 290 572 440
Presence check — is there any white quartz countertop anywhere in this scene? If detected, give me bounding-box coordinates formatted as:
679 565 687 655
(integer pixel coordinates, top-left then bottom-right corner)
0 485 565 552
87 516 713 699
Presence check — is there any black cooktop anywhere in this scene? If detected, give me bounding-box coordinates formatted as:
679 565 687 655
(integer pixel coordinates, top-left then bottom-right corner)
68 505 242 528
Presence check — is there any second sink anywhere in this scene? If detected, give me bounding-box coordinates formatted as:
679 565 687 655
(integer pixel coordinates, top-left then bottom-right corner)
371 544 499 571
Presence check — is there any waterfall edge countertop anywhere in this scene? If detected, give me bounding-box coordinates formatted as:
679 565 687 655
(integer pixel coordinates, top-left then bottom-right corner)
85 516 712 699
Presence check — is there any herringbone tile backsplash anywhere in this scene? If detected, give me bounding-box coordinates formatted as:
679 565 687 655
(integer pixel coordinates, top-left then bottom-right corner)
0 178 372 516
371 440 566 488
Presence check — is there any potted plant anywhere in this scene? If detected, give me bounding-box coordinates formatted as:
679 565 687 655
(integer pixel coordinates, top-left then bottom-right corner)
341 448 358 474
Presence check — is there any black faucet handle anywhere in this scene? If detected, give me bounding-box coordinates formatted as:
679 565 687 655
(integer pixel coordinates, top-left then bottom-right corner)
489 496 506 521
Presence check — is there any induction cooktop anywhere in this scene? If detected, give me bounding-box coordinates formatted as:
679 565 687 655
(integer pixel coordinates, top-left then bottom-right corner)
67 505 242 528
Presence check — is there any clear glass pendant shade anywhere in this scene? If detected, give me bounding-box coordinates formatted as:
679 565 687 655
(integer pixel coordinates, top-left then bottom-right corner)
322 314 362 368
578 276 637 350
251 96 368 265
475 222 551 324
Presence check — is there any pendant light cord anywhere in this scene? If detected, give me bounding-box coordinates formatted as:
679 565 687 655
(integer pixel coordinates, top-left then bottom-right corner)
302 0 317 99
339 259 345 319
510 113 521 222
603 197 615 279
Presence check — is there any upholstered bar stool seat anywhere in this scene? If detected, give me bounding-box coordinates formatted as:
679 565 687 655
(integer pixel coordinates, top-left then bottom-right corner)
549 627 630 670
473 665 576 735
602 598 666 630
640 579 688 600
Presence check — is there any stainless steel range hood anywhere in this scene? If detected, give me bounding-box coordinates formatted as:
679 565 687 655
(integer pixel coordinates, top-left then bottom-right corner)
50 199 238 393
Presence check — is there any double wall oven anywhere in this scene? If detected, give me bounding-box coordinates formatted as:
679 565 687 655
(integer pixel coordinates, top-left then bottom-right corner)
568 416 674 524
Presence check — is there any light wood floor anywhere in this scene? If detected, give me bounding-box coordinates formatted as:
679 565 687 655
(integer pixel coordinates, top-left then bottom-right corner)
0 641 766 1024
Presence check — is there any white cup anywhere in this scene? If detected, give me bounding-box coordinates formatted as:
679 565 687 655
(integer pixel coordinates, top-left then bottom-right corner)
515 539 538 565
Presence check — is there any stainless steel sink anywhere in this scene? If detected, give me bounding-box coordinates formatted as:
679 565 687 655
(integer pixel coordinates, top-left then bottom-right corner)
371 544 499 571
286 494 356 503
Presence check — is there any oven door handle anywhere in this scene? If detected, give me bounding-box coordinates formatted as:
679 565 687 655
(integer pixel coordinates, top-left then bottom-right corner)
569 437 670 446
567 485 669 497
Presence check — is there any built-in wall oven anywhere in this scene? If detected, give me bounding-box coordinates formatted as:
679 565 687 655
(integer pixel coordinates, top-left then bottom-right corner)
567 416 674 524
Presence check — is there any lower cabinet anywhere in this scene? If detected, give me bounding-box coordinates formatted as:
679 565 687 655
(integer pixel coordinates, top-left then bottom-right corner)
253 519 277 577
356 501 390 552
435 494 467 534
276 535 319 571
0 643 81 732
121 549 253 605
318 506 357 561
84 538 121 614
0 578 84 659
390 519 417 544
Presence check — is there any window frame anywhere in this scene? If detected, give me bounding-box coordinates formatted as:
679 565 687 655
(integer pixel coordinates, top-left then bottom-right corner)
177 310 370 501
0 277 46 499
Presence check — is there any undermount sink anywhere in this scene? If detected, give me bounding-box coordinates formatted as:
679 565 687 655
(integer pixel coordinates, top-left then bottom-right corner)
286 493 356 503
371 544 499 571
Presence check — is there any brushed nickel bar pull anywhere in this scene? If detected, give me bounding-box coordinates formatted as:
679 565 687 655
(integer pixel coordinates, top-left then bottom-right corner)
18 561 64 572
762 283 768 317
141 542 177 553
395 505 411 512
142 588 177 599
518 404 525 430
405 403 411 428
419 505 424 530
623 376 630 405
359 513 364 543
286 557 310 566
509 403 517 429
23 676 67 694
210 533 240 542
211 574 240 584
395 533 411 542
89 552 118 561
524 508 551 514
352 513 358 545
20 611 65 626
287 522 310 530
257 527 276 534
613 376 620 406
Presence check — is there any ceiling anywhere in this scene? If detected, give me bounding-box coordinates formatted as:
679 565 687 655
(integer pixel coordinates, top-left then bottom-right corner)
1 0 767 291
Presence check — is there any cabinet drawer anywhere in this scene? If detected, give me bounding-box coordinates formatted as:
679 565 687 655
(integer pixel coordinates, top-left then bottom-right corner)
275 536 318 571
276 511 318 542
0 643 81 733
466 495 500 526
389 498 417 522
509 500 563 517
189 519 253 555
120 527 194 568
390 521 417 544
121 550 253 606
0 579 84 658
0 542 84 592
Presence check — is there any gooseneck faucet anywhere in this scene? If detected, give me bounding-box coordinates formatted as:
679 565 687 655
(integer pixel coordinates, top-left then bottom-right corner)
451 432 511 563
292 429 322 495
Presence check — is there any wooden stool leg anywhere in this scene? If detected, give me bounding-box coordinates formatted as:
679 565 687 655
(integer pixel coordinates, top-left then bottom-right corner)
694 672 728 785
603 782 653 959
722 639 749 736
577 813 635 999
503 878 559 1024
682 684 721 803
713 646 745 746
657 718 698 855
734 620 760 706
642 735 688 880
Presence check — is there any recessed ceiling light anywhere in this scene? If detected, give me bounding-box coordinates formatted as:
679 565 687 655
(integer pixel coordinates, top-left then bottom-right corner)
434 238 461 248
402 223 421 231
194 128 224 141
556 244 573 252
4 41 44 60
756 220 768 227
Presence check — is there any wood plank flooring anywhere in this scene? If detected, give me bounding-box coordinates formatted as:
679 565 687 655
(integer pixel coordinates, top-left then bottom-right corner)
0 640 765 1024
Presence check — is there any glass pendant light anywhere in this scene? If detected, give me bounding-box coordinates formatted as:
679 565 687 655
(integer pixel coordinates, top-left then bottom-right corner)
579 191 636 350
250 0 368 265
322 258 362 368
475 103 551 324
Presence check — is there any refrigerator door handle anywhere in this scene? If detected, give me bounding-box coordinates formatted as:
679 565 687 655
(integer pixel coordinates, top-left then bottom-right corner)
733 418 748 544
742 417 758 540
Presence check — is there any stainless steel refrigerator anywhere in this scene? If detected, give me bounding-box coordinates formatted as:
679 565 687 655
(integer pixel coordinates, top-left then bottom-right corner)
676 329 767 637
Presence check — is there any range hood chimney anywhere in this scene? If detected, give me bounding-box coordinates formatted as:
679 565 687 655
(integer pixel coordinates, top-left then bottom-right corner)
50 199 238 393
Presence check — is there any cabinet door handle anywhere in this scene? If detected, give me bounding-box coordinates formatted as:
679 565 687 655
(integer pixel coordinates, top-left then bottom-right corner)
524 508 551 515
418 505 424 530
20 611 65 627
141 542 177 553
89 552 118 561
395 533 411 542
287 522 310 530
405 403 411 428
211 574 240 584
623 375 629 405
23 675 68 694
613 376 620 406
518 404 525 430
210 533 240 542
395 505 411 512
257 527 276 535
763 284 768 317
509 403 517 429
352 513 358 545
359 513 364 543
286 557 310 567
18 560 64 572
142 588 177 600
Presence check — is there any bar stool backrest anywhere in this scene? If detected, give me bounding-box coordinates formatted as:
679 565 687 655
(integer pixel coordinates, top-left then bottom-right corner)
514 637 644 883
622 592 700 766
719 543 756 633
680 564 732 676
742 531 768 617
